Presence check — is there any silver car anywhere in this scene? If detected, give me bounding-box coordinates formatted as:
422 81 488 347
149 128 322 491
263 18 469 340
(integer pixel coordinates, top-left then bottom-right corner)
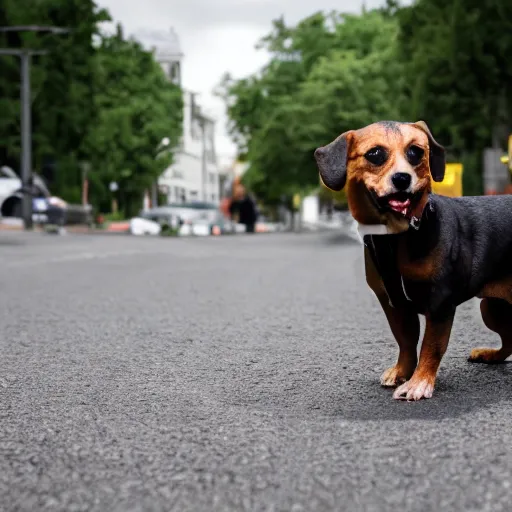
140 201 220 228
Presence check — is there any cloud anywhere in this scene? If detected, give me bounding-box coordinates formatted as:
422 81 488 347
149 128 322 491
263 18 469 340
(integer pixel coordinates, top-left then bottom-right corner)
102 0 386 32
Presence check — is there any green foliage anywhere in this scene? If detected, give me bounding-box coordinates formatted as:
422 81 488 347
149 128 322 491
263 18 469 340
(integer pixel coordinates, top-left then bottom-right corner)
0 0 183 217
395 0 512 194
221 1 512 202
219 10 404 202
84 26 183 216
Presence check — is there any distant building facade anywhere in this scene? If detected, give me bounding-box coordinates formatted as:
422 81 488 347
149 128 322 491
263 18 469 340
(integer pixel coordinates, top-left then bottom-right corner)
135 27 220 205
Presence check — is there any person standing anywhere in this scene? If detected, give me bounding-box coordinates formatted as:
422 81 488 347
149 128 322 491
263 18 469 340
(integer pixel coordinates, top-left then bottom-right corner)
229 183 258 233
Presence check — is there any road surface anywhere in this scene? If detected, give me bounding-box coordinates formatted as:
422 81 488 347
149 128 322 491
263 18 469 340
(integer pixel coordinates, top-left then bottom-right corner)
0 231 510 511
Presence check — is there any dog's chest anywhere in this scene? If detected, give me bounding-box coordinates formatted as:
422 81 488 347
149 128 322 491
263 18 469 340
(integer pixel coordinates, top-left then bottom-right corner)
396 247 439 282
365 235 432 311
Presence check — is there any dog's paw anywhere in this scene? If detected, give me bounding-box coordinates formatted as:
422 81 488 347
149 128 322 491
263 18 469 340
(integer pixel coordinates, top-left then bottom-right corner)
392 375 435 401
380 366 409 388
468 348 507 364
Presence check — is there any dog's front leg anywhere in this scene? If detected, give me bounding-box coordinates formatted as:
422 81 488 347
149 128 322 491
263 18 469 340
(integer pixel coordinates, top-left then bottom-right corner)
393 308 455 401
377 297 420 387
364 248 420 387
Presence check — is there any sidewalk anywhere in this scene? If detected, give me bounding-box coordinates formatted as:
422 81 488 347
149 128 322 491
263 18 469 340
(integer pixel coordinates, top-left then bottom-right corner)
301 211 357 232
0 218 130 235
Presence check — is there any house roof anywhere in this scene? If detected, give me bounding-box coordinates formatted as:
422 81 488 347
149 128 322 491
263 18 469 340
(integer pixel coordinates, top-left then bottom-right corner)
134 27 183 61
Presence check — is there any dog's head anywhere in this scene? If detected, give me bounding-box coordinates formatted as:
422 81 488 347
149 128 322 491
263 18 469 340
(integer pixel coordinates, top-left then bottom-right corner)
314 121 445 233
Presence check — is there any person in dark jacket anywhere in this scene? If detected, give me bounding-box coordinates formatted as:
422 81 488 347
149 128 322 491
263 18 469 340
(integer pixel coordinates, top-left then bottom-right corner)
229 184 258 233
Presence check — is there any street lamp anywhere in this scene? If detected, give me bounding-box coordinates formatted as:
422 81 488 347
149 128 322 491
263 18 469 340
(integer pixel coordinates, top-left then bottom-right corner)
0 25 69 229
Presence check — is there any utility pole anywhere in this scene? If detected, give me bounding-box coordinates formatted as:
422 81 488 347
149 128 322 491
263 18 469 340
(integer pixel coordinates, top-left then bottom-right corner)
0 26 69 230
0 48 43 229
20 51 33 229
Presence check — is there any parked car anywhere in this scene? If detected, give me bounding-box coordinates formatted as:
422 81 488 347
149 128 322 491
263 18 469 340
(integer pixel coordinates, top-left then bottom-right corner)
181 210 237 236
138 206 180 230
0 166 26 218
0 166 93 226
140 201 235 236
140 201 218 225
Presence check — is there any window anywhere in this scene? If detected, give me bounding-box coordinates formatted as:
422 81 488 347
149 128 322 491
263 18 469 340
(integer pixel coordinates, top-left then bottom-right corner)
169 61 181 85
190 119 201 140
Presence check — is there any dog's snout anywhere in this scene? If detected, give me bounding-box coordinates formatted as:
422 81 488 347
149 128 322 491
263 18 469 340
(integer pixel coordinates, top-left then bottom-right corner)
391 172 412 191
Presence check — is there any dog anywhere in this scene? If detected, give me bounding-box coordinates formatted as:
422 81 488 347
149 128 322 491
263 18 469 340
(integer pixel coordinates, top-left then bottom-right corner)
314 120 512 400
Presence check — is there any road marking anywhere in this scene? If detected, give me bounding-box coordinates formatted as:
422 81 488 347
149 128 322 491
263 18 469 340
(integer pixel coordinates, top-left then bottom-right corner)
0 249 163 268
0 245 242 269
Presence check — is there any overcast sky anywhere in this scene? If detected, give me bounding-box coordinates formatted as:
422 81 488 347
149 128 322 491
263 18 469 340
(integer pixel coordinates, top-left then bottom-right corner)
98 0 388 166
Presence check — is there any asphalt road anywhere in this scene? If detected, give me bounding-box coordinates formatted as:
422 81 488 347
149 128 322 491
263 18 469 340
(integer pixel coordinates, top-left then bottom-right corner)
1 230 511 512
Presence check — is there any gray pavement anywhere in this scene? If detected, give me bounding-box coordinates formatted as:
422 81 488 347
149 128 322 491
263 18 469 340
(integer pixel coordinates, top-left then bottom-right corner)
0 231 511 512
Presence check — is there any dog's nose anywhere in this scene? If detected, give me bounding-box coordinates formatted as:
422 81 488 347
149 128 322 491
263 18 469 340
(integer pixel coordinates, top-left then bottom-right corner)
391 172 412 191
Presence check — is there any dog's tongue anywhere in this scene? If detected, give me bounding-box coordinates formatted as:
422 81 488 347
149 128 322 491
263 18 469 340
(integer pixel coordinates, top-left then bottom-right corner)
389 198 411 216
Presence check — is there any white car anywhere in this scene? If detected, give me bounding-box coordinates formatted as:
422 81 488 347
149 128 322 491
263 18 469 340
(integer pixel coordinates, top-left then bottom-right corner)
140 201 237 236
0 166 71 225
0 166 24 217
140 201 220 227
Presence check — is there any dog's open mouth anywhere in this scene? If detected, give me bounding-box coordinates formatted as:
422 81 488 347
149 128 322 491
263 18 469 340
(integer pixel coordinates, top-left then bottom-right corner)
376 191 414 217
386 192 412 216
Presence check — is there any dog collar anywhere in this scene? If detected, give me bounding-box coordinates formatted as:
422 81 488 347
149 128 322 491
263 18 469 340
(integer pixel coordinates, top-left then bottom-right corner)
357 195 433 242
357 211 423 240
409 216 421 230
356 223 390 241
409 196 434 231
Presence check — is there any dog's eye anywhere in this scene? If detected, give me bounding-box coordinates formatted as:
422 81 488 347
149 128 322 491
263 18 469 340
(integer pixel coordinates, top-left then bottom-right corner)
364 147 388 166
406 145 425 166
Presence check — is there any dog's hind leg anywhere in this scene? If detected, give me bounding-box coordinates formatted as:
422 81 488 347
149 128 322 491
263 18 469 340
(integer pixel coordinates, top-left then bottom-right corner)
469 298 512 364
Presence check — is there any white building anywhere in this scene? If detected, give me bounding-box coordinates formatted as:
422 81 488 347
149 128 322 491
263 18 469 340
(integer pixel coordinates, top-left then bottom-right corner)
135 27 221 205
160 91 219 204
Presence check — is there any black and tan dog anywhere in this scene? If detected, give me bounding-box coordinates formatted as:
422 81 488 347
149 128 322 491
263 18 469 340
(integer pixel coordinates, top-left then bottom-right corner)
314 120 512 400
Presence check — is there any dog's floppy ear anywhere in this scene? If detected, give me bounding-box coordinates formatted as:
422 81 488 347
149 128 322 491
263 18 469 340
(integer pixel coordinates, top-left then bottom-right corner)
413 120 446 182
314 131 353 192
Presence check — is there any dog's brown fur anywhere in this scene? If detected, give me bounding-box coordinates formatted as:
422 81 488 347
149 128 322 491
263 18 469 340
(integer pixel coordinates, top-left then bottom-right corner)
315 120 512 400
317 121 441 234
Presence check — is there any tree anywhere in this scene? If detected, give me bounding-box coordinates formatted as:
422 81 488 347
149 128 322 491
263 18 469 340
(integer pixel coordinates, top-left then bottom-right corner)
221 1 512 201
219 9 403 203
0 0 183 217
0 0 110 198
84 26 183 216
394 0 512 194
